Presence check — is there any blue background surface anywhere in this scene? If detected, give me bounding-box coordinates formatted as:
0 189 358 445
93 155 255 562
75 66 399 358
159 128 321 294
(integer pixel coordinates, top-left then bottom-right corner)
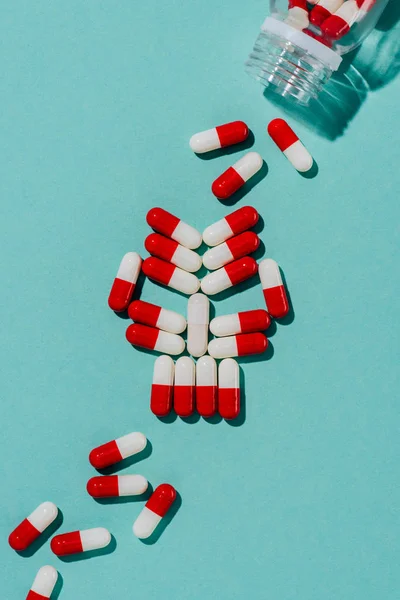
1 1 399 598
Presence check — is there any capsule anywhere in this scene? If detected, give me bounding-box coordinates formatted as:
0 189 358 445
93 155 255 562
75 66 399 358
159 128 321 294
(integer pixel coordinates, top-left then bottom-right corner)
126 323 185 356
145 233 202 273
202 231 260 270
210 309 271 337
321 0 361 39
89 431 147 469
196 356 217 417
201 257 258 296
26 565 58 600
133 484 177 539
128 300 186 334
146 207 202 249
218 359 240 420
187 293 209 358
212 152 263 200
150 355 174 416
310 0 344 26
203 206 259 247
259 258 290 319
174 356 195 417
51 527 111 556
108 252 142 312
208 332 268 359
268 119 313 173
286 0 309 29
87 475 148 498
189 120 249 154
9 502 58 552
142 257 200 295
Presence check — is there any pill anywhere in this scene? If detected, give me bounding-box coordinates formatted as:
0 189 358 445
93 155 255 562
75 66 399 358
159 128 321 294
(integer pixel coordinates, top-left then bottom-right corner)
310 0 344 25
212 152 263 200
268 119 313 173
187 293 209 358
286 0 309 29
89 431 147 469
151 355 174 417
26 565 58 600
196 355 217 417
145 233 202 273
218 359 240 420
126 323 185 356
208 332 268 359
108 252 142 312
210 309 271 337
133 484 177 539
201 257 258 296
189 120 249 154
259 258 290 319
142 257 200 295
174 356 195 417
203 206 259 247
9 502 58 552
202 231 260 270
146 207 202 249
128 300 186 334
51 527 111 556
321 0 361 39
87 475 148 498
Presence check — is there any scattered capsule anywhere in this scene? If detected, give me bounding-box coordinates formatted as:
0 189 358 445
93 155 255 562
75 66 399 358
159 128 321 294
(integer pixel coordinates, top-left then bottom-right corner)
268 119 313 173
201 257 258 296
126 323 185 356
128 300 186 334
87 475 148 498
174 356 195 417
108 252 142 312
189 120 249 154
9 502 58 552
286 0 309 29
322 0 361 38
203 206 259 247
187 293 209 358
218 359 240 420
196 355 217 418
146 207 202 249
310 0 344 26
212 152 263 200
26 565 58 600
51 527 111 556
151 355 174 417
208 332 268 359
89 431 147 469
202 231 259 270
133 484 177 539
142 257 200 295
210 309 271 337
145 233 202 273
259 258 290 319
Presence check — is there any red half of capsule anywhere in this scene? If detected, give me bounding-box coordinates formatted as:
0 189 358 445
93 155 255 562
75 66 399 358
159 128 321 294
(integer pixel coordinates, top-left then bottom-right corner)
126 323 160 349
263 285 290 319
321 16 350 40
174 385 194 417
89 440 123 469
225 206 259 235
128 300 162 327
268 119 299 152
27 591 48 600
146 484 177 517
236 333 268 356
226 231 260 260
8 519 40 552
196 386 217 418
212 167 245 200
51 531 83 556
87 476 119 498
108 279 136 313
310 5 331 26
146 207 179 238
238 309 271 333
216 121 249 148
151 384 173 417
145 233 178 263
218 389 240 420
142 257 175 286
225 257 258 286
288 0 307 8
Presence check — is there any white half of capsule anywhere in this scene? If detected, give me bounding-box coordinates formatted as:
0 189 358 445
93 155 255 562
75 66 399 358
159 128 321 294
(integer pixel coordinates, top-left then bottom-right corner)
156 308 187 334
190 128 221 153
201 267 232 295
334 0 359 24
208 337 240 359
219 358 239 389
118 475 148 496
233 152 263 182
187 293 209 357
28 502 58 532
153 355 174 386
116 252 142 283
317 0 344 13
196 355 217 387
174 356 195 386
154 330 185 355
169 268 201 295
133 507 162 539
171 244 202 273
202 242 234 270
210 314 241 337
202 218 234 247
30 565 58 597
173 221 202 250
284 140 313 173
259 258 283 290
80 527 111 551
285 6 309 29
115 432 147 459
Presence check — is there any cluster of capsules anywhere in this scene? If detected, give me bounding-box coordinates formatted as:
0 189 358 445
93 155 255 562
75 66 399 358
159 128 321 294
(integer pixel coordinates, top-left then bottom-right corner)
9 432 176 598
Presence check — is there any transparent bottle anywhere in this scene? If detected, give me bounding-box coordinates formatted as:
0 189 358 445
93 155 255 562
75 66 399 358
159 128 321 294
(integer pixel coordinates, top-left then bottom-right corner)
245 0 390 105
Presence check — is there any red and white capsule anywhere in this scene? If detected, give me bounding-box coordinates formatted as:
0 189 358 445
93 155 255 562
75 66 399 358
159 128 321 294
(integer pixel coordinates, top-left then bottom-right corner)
128 300 186 334
259 258 289 319
174 356 195 417
196 355 217 418
190 120 249 154
108 252 142 312
133 484 177 539
210 309 271 337
145 233 202 273
87 475 148 498
286 0 309 29
208 332 268 359
310 0 344 26
201 257 258 296
187 293 209 358
268 119 313 173
146 207 202 249
203 206 259 247
51 528 111 556
202 231 260 270
218 359 240 420
321 0 362 39
9 502 58 552
142 257 200 295
89 431 147 469
26 565 58 600
126 323 185 356
151 355 174 417
212 152 263 200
